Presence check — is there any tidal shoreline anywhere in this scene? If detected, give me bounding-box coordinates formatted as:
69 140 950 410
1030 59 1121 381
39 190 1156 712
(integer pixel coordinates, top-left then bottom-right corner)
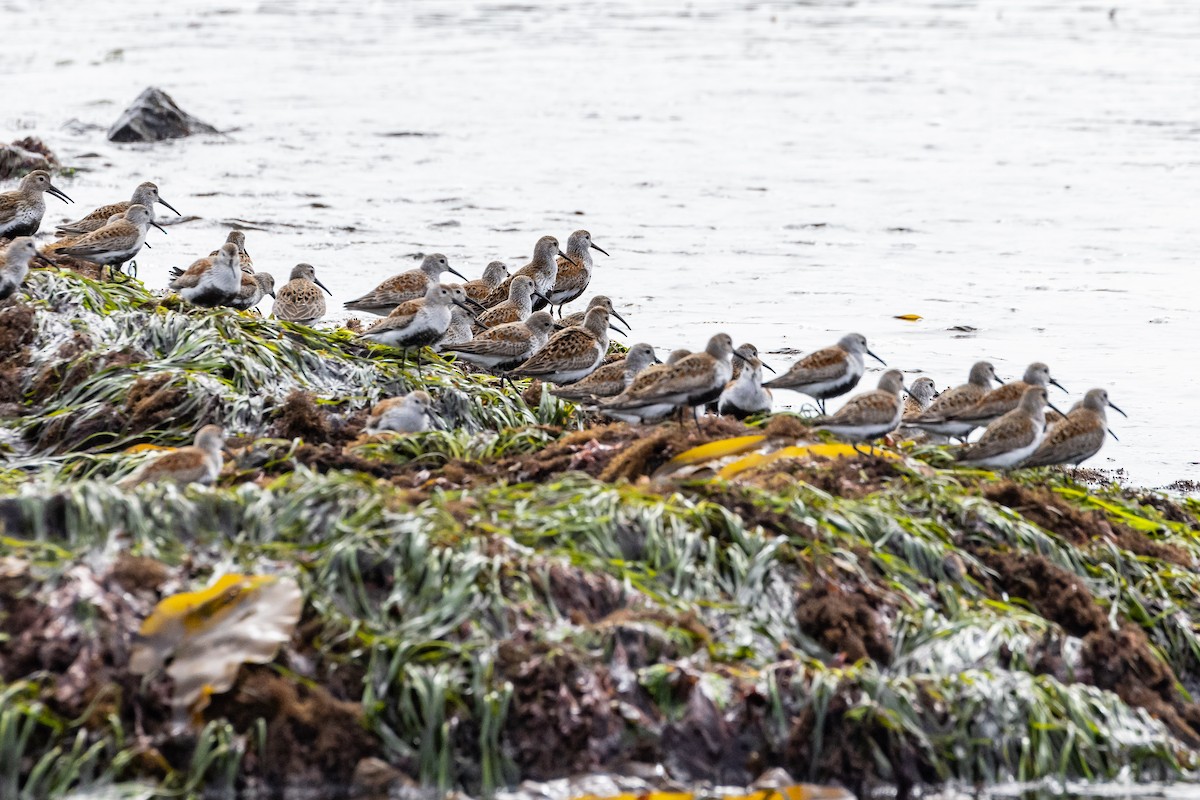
1 269 1198 798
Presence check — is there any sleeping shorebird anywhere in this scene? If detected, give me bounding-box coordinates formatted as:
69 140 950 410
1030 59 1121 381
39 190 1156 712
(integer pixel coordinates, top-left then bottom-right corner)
54 204 164 279
169 243 242 307
0 237 56 302
483 235 577 308
955 386 1064 469
228 272 276 311
344 253 468 315
506 306 610 385
763 333 886 414
442 312 556 371
0 169 73 238
461 261 509 305
601 333 742 429
55 181 179 235
906 361 1001 440
272 263 332 324
435 303 476 352
359 283 478 372
718 355 773 419
119 425 225 488
550 342 660 402
933 362 1065 437
810 369 907 446
366 391 435 434
557 295 631 333
596 349 692 425
474 275 548 330
1021 388 1126 469
540 229 609 315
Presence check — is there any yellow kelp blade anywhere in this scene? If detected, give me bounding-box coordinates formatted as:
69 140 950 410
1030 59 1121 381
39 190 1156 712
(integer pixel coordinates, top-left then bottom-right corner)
130 574 303 719
667 435 767 467
574 786 852 800
719 442 899 480
123 443 176 454
894 314 923 321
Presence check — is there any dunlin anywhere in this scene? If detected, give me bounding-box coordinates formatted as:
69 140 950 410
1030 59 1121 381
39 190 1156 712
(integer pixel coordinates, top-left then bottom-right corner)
0 237 55 302
359 283 477 356
483 236 577 307
228 272 276 311
443 311 557 371
507 306 610 384
558 295 631 332
540 230 609 314
763 333 886 414
366 391 435 434
55 204 164 278
474 275 548 330
0 169 73 238
956 386 1063 468
596 349 692 425
811 369 907 444
902 376 937 419
601 333 741 423
344 254 468 315
462 261 509 305
936 362 1065 435
120 425 225 488
730 343 776 381
550 342 660 401
718 356 773 419
435 303 476 352
55 181 179 235
1021 388 1126 468
272 263 332 324
169 243 242 307
906 361 1001 439
209 231 254 274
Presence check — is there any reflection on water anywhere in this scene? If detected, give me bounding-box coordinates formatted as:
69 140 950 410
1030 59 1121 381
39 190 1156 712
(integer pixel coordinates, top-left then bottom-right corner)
2 0 1198 489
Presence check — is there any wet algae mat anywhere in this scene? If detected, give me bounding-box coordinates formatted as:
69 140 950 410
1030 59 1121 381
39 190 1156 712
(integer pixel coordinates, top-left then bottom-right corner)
2 270 1200 798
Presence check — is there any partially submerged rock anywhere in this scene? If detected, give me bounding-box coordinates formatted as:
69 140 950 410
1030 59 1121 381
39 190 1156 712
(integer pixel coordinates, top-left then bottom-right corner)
108 87 218 143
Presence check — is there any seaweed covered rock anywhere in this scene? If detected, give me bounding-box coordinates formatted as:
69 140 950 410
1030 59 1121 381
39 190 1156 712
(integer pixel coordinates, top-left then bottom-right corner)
0 137 59 179
108 87 218 143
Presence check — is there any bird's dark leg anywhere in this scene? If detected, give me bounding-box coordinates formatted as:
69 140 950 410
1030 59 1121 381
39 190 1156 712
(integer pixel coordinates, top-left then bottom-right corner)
818 398 826 415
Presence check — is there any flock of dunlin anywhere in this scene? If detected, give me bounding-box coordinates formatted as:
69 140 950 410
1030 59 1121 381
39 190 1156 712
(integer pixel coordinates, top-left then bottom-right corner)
0 174 1126 486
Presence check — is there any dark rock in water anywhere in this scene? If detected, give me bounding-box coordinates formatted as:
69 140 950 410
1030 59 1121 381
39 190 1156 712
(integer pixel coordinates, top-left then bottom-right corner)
0 137 60 179
107 87 218 143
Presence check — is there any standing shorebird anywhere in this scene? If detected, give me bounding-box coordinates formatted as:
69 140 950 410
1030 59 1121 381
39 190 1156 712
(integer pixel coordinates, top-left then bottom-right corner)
1021 388 1126 468
344 254 468 315
718 356 773 419
902 377 938 419
507 306 610 385
906 361 1002 440
550 342 660 402
359 283 478 371
558 295 631 332
936 362 1065 436
0 238 56 302
170 243 242 307
0 169 73 238
763 333 886 414
366 391 435 434
442 312 557 371
54 204 164 279
601 333 742 428
228 272 276 311
483 236 577 308
540 230 609 314
810 369 907 446
730 343 775 380
955 386 1063 469
209 231 254 274
55 181 179 235
272 263 332 324
596 349 692 425
435 304 476 352
474 275 548 330
119 425 226 488
461 261 509 305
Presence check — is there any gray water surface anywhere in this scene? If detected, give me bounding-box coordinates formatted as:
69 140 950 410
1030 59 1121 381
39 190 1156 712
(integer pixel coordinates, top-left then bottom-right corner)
2 0 1197 488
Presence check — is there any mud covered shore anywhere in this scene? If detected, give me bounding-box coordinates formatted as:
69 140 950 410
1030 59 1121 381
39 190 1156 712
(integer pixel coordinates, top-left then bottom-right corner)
1 269 1199 798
